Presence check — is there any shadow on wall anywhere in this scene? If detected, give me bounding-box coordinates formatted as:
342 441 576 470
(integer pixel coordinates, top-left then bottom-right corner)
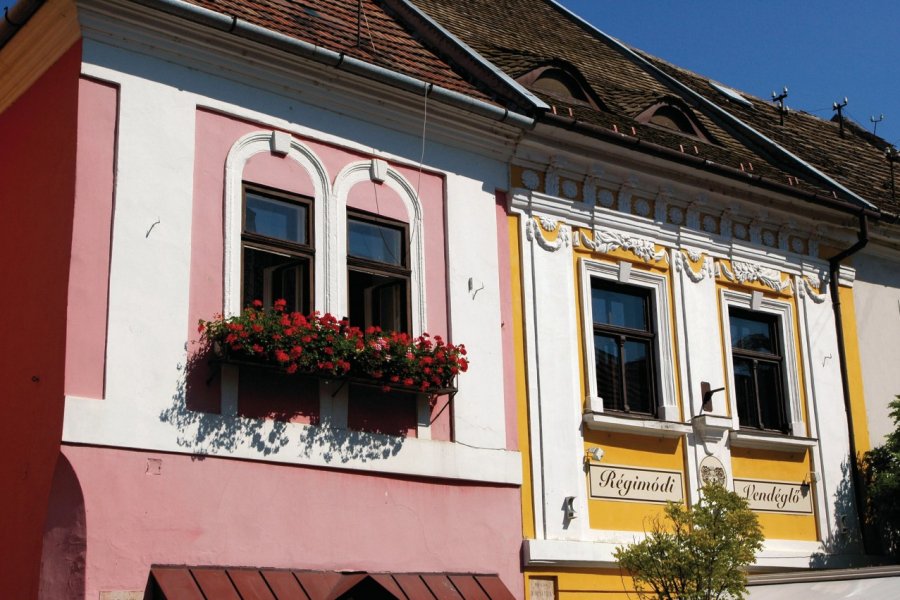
159 349 406 464
39 453 86 600
809 459 864 568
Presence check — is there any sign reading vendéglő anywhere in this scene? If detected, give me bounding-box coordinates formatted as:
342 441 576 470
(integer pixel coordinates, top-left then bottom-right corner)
733 478 812 514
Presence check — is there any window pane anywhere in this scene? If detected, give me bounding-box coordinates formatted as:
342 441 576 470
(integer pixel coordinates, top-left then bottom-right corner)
243 246 309 313
756 361 785 431
730 311 777 354
733 357 757 428
624 340 653 414
594 334 623 411
245 192 307 244
348 218 403 266
348 269 408 332
591 281 648 331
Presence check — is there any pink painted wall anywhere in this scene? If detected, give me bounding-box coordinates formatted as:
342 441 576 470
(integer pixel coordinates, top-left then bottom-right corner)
188 110 451 438
0 43 81 599
59 444 524 598
494 191 519 451
64 77 118 400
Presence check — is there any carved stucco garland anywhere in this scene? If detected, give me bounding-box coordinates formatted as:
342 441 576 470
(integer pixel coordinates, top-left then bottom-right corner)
717 259 793 293
526 216 570 252
675 249 714 282
798 273 828 304
574 228 668 264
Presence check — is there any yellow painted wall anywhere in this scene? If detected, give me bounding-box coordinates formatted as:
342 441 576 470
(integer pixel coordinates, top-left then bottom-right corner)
838 285 871 453
516 210 824 599
525 570 635 600
731 447 818 540
511 213 537 540
584 432 685 531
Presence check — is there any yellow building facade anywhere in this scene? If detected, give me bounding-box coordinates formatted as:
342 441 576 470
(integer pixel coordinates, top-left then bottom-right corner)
508 156 870 598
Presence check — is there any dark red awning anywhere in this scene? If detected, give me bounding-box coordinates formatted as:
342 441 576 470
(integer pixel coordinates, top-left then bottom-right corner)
148 567 516 600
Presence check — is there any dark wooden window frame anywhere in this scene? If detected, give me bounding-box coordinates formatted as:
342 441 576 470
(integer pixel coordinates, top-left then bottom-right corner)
729 307 789 433
241 182 315 312
591 278 659 417
346 208 412 333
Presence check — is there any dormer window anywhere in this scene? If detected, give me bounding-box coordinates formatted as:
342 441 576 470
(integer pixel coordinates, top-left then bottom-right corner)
517 64 604 111
533 69 589 102
636 100 711 142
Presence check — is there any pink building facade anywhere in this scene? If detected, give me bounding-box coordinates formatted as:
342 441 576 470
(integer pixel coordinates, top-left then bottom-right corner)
0 1 529 597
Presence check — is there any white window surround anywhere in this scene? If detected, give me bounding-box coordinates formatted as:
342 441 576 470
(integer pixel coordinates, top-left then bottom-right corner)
720 289 805 438
223 131 427 332
331 160 426 334
222 130 431 435
224 130 330 317
579 258 680 424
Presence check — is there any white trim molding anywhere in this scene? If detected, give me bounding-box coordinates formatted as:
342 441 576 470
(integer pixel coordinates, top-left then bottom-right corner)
331 160 427 334
224 130 331 316
729 430 818 451
580 258 680 423
720 289 805 436
583 412 690 437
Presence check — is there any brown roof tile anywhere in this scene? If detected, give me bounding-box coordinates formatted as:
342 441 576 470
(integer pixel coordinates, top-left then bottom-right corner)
413 0 895 211
647 56 900 214
182 0 495 103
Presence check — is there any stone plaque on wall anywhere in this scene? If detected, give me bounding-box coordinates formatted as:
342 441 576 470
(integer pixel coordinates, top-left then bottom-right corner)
733 478 813 514
530 578 557 600
589 464 684 503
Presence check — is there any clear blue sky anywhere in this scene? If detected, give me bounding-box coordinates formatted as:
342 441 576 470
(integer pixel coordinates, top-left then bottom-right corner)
3 0 897 146
557 0 900 148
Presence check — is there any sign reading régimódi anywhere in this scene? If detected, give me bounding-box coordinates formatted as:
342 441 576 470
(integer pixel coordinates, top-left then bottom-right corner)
733 478 812 514
589 464 684 503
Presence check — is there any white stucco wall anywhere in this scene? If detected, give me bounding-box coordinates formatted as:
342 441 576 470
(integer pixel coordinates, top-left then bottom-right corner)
853 249 900 445
61 5 522 485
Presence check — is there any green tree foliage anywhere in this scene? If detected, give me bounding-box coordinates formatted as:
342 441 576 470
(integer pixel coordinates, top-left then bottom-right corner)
861 396 900 557
614 483 764 600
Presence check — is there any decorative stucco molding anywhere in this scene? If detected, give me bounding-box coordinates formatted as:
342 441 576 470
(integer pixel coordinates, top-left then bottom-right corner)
575 228 668 263
674 249 714 283
522 169 540 191
798 273 828 304
717 259 793 293
526 216 571 252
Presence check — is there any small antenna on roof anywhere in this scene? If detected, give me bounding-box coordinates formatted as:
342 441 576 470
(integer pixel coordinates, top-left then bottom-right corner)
832 97 849 138
772 86 789 126
870 114 885 135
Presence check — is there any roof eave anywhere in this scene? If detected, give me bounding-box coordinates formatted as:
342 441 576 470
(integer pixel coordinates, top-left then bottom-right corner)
538 112 880 220
126 0 534 129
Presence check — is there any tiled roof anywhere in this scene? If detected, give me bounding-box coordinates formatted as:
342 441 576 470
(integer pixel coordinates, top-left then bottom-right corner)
411 0 898 213
182 0 494 103
647 56 900 214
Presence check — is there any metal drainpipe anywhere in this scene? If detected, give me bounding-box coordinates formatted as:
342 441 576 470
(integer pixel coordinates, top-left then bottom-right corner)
828 212 870 553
